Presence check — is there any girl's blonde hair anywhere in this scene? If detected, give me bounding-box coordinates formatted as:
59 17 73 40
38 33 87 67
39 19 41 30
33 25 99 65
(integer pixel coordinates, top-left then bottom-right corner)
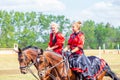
50 22 59 29
72 21 82 30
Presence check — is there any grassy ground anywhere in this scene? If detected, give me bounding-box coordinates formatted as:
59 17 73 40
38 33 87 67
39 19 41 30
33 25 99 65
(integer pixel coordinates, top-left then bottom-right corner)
0 50 120 80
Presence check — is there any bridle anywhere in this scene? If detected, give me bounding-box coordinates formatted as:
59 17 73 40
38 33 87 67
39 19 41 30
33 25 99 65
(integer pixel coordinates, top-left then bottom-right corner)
18 52 28 69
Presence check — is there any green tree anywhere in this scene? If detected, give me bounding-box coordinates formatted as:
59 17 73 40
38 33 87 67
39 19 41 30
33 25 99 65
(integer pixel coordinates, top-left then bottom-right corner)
0 11 15 48
82 20 96 49
0 10 119 49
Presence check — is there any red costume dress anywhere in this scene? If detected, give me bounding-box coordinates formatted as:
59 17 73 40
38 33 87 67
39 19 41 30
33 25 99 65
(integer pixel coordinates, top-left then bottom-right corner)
48 32 65 55
68 31 84 55
67 31 93 79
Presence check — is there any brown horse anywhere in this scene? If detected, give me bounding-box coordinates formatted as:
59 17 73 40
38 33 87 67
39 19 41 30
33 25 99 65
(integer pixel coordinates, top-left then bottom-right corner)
38 50 119 80
14 46 55 80
38 50 75 80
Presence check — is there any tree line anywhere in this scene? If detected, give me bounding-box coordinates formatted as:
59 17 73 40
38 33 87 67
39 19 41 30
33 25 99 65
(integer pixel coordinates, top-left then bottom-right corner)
0 10 120 49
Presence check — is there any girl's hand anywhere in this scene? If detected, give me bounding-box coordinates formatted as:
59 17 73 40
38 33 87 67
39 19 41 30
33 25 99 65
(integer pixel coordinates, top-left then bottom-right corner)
46 47 52 51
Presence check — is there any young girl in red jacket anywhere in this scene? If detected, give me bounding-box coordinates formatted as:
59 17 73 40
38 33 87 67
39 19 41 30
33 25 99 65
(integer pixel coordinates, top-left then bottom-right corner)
63 21 94 80
46 22 65 55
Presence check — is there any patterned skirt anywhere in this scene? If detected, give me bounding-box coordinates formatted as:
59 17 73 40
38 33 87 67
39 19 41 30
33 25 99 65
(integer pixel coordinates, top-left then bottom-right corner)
68 53 93 77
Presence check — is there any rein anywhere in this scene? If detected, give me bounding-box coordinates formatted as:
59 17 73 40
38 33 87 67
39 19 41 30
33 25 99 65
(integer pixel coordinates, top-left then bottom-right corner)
26 62 39 80
46 60 65 71
20 52 39 80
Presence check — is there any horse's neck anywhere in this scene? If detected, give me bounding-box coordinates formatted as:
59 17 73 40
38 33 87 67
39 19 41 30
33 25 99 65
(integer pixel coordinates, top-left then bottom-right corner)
27 51 38 68
45 52 68 79
29 52 37 61
44 53 63 65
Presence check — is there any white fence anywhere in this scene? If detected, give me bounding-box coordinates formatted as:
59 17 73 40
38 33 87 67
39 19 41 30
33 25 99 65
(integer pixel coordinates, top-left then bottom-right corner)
0 48 119 54
0 48 14 54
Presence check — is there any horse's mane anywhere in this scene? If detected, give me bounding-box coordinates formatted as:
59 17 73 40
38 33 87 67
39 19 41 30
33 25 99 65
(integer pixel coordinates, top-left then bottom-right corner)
22 46 39 51
44 50 62 58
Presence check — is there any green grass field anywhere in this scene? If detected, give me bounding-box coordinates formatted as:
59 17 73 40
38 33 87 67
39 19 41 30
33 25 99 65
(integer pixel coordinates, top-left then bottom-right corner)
0 51 120 80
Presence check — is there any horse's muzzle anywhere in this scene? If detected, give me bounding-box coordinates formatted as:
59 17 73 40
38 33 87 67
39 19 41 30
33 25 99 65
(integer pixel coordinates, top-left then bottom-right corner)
20 67 28 74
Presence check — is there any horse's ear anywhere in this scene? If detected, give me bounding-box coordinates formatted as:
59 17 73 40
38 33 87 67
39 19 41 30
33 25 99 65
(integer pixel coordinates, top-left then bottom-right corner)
18 48 22 53
13 47 22 53
38 48 43 55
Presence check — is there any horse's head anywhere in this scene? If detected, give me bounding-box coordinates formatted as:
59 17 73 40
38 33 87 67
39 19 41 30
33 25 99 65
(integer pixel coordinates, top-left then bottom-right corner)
18 48 31 74
14 46 43 74
17 48 30 74
37 52 50 78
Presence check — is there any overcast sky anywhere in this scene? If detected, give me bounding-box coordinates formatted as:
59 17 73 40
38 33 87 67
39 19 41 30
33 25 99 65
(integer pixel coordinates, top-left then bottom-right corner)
0 0 120 27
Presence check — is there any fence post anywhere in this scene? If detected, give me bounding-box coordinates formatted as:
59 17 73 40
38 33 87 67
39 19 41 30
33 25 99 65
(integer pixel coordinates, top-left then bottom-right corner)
117 44 119 54
14 43 18 52
103 43 106 54
99 46 101 58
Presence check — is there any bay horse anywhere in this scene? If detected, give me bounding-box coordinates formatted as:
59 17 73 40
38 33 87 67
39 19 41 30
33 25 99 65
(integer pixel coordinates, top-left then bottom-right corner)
14 46 54 80
38 50 119 80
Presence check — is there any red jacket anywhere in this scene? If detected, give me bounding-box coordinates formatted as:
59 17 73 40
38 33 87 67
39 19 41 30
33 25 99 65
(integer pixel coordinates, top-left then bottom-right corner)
68 31 85 55
48 32 65 54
